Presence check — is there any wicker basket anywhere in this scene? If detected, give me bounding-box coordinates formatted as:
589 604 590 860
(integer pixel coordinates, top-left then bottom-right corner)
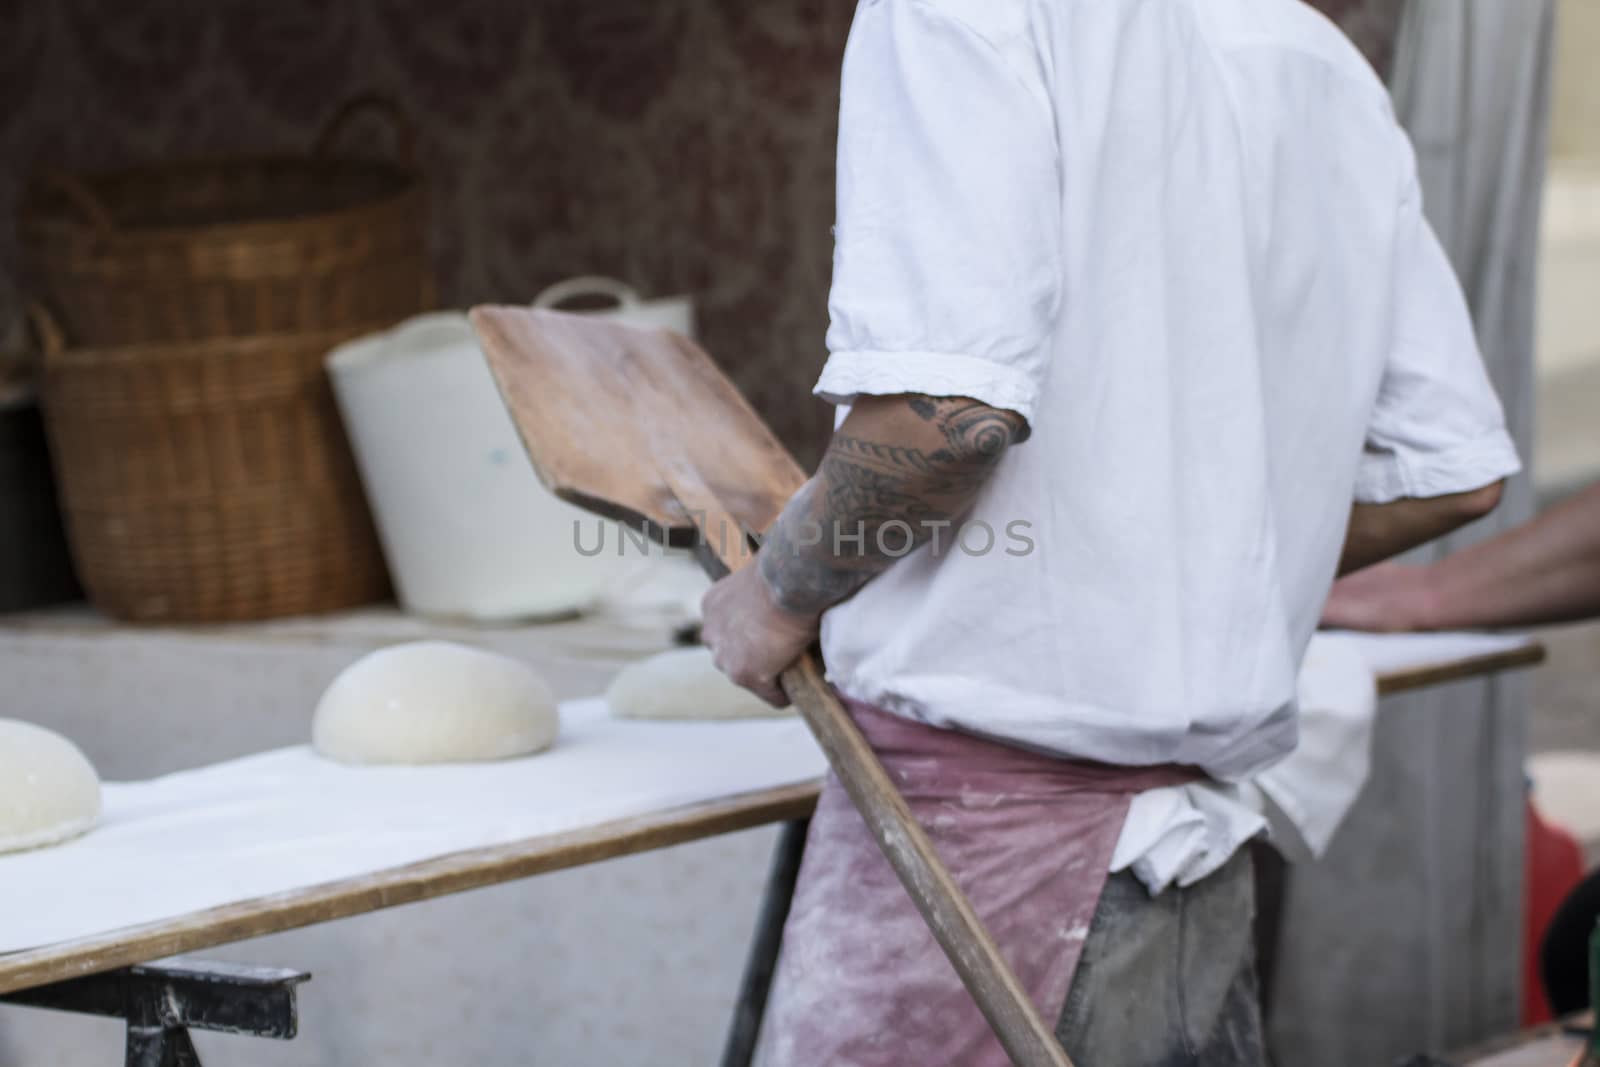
35 310 390 622
20 95 430 345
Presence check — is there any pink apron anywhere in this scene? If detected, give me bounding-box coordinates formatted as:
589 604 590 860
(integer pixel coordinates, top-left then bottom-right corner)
756 697 1199 1067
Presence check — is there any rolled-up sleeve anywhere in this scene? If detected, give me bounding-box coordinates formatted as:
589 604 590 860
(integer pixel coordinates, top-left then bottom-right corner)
816 0 1061 431
1353 172 1522 503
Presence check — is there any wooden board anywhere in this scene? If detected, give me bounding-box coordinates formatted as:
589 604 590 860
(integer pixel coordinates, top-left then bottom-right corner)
470 306 804 547
472 306 1075 1066
0 641 1544 997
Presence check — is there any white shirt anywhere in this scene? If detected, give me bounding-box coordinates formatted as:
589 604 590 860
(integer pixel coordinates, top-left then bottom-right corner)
815 0 1520 781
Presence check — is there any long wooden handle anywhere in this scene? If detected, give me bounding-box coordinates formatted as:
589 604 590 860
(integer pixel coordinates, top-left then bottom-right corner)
777 656 1074 1067
671 478 1074 1067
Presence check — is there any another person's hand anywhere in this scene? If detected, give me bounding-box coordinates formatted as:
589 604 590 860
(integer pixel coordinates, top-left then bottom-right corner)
1321 561 1437 632
700 562 821 707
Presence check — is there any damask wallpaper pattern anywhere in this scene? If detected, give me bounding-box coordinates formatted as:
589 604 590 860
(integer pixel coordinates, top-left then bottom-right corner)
0 0 1403 463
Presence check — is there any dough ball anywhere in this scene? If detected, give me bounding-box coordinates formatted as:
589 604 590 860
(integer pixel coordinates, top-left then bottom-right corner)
0 719 102 855
313 641 559 765
606 647 794 721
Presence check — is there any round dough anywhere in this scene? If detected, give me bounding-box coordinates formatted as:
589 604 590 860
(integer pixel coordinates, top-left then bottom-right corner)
0 719 102 855
313 641 559 764
606 647 794 721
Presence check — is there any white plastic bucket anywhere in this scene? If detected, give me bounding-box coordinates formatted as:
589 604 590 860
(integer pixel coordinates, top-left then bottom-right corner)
327 314 624 621
531 276 694 336
325 280 707 623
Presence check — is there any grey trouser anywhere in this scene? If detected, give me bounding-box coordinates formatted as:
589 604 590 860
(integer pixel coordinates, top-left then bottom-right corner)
1055 847 1268 1066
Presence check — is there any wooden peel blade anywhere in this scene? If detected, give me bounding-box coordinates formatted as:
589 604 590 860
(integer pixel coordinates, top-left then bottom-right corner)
469 306 1076 1067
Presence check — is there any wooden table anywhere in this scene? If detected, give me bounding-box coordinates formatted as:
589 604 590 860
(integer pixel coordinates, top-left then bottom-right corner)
1457 1015 1592 1065
0 637 1547 1066
0 637 1546 997
1465 1034 1581 1066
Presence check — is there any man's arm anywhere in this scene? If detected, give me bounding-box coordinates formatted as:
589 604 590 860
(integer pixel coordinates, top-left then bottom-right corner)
699 394 1025 704
1325 480 1600 631
760 395 1025 614
1336 480 1505 576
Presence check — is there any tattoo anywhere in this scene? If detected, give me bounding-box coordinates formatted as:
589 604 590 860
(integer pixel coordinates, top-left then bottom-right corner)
919 397 1021 459
758 397 1025 615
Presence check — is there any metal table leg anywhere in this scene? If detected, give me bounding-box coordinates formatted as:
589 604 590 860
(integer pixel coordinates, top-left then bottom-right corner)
2 959 308 1067
720 817 810 1067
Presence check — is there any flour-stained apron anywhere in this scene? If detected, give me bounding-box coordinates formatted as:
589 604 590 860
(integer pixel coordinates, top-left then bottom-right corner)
756 698 1199 1067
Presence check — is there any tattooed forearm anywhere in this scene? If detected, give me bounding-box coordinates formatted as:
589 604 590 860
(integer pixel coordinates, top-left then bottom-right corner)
907 396 1025 457
757 396 1026 617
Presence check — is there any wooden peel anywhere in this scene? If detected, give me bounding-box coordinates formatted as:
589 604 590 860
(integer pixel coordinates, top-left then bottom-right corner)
470 307 1075 1067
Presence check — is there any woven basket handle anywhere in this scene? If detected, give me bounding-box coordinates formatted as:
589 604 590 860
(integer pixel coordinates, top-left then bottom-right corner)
37 169 117 238
24 299 68 360
9 299 68 388
313 94 417 166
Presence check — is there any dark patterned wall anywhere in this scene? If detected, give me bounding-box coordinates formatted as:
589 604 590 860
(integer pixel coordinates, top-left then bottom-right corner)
0 0 1404 464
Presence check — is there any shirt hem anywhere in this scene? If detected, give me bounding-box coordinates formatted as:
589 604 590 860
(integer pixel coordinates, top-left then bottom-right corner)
813 349 1041 427
827 676 1296 783
1353 426 1521 504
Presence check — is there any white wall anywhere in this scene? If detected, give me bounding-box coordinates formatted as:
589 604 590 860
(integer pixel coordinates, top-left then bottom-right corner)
1553 0 1600 161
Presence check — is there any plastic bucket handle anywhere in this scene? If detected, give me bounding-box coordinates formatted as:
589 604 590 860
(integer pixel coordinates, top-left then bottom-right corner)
531 276 642 312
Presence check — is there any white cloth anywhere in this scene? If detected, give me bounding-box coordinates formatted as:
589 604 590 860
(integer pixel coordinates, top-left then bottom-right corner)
1110 630 1535 894
814 0 1520 780
1111 633 1376 892
0 634 1532 950
0 700 827 954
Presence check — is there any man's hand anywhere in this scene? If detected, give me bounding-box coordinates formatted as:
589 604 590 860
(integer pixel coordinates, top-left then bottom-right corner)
1321 562 1438 632
700 562 821 707
1325 482 1600 632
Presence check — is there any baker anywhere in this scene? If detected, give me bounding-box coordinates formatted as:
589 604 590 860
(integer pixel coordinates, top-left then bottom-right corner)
700 0 1522 1063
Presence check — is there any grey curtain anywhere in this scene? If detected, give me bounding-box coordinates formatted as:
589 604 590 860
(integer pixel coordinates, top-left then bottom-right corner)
1267 1 1557 1063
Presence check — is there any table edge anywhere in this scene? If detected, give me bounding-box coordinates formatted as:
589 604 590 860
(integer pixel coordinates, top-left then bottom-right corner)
0 781 822 995
1375 642 1546 695
0 638 1546 994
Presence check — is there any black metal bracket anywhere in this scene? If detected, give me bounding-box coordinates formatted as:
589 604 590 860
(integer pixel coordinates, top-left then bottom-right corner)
720 816 810 1067
2 959 309 1067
